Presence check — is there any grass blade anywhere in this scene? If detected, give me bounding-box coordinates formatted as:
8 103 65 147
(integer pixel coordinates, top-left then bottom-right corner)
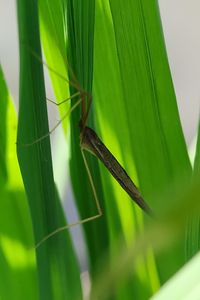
0 65 38 299
16 1 82 299
194 120 200 174
93 0 192 295
39 0 70 133
66 0 110 276
185 118 200 259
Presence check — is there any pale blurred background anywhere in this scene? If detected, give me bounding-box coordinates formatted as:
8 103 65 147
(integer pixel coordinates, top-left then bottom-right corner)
0 0 200 146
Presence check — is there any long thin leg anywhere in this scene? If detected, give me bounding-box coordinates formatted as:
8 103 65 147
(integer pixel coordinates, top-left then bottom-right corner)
23 42 93 127
47 91 80 106
23 42 83 93
35 150 102 249
35 214 101 249
81 149 102 215
23 98 82 146
22 90 81 146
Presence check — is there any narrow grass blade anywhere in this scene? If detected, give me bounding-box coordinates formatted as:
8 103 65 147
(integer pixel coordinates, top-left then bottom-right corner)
185 118 200 259
194 120 200 174
0 65 38 299
16 1 82 299
66 0 110 276
39 0 70 133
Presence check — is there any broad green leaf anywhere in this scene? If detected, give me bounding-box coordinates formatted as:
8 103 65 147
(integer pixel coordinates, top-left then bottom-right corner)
0 66 37 299
93 0 191 296
16 1 82 300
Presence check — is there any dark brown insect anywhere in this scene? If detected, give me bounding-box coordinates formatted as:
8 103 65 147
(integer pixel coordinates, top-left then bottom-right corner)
80 122 153 217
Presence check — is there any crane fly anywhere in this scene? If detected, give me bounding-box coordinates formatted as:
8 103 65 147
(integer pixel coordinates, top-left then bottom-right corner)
25 49 154 249
80 124 153 216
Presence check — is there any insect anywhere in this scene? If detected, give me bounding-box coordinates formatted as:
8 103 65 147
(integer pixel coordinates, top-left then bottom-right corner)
26 49 154 249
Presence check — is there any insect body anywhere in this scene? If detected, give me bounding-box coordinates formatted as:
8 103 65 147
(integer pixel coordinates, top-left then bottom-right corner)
80 122 153 216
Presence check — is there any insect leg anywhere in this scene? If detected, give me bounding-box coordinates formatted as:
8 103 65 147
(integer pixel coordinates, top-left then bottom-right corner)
34 150 103 249
81 149 102 216
46 91 80 106
22 98 82 146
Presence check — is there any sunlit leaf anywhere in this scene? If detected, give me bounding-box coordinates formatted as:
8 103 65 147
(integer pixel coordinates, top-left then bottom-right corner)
16 1 82 299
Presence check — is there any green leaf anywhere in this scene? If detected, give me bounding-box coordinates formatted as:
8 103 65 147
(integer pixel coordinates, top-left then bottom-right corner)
39 0 70 133
0 65 37 299
185 118 200 259
194 121 200 175
66 0 110 277
16 1 82 300
93 0 191 295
